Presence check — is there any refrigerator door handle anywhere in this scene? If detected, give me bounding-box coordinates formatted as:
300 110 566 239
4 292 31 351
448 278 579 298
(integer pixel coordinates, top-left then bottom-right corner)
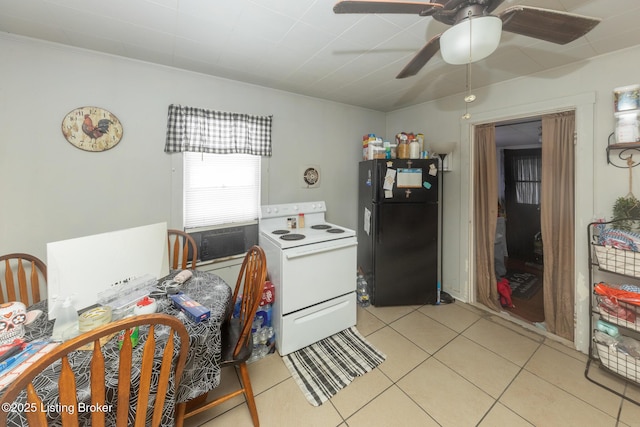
285 242 358 260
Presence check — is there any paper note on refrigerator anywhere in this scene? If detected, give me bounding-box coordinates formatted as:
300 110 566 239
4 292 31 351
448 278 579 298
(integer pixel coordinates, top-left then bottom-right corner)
383 169 396 190
363 207 371 235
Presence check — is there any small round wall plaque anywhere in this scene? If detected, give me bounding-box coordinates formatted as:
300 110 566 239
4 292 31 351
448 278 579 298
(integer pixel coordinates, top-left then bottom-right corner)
61 106 123 152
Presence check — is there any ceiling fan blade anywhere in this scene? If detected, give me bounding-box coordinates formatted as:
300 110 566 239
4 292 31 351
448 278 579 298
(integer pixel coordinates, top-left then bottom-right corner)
499 6 601 45
396 34 441 79
333 1 443 16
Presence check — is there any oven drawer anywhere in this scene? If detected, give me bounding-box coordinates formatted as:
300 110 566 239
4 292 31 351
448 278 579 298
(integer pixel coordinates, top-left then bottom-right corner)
277 292 356 356
280 238 357 314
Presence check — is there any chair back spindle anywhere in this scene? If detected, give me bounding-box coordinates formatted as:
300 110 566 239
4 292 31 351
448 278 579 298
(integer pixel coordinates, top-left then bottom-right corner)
232 246 267 357
0 314 190 427
0 253 47 305
167 230 198 270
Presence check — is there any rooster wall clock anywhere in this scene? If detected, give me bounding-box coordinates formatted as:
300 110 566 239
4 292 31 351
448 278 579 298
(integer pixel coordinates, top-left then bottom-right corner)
61 106 123 152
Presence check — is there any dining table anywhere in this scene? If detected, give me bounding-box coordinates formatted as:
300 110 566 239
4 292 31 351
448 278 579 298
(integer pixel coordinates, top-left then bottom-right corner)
1 269 232 426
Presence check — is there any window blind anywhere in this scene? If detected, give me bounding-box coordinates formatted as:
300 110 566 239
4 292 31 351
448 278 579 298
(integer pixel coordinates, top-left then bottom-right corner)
183 152 260 229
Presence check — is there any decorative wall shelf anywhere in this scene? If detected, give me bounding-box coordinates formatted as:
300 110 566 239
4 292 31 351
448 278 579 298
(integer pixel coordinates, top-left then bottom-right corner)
607 132 640 168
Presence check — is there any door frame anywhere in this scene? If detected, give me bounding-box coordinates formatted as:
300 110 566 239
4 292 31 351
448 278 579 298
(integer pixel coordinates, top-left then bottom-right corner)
459 92 595 352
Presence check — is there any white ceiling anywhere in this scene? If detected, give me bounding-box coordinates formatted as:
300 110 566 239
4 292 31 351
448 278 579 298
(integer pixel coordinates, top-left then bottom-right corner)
1 0 639 113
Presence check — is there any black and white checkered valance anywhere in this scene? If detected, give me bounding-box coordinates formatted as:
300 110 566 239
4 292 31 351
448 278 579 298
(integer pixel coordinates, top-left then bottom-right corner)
164 104 272 156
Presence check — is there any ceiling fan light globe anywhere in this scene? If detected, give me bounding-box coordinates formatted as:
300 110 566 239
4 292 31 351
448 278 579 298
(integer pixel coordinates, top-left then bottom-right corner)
440 15 502 65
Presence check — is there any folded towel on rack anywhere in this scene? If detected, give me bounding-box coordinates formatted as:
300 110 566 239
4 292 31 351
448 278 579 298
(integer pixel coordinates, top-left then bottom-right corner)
598 227 640 252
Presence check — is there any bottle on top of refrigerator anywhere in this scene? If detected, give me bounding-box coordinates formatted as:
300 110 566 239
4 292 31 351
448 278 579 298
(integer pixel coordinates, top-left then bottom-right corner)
409 139 420 159
397 134 409 159
417 133 424 152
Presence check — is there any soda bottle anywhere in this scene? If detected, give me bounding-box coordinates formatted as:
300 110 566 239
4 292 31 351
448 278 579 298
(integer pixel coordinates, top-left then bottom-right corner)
356 274 370 307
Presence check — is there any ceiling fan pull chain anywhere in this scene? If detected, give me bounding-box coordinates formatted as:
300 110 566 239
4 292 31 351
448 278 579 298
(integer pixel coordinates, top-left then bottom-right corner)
462 10 474 120
466 12 472 95
468 10 473 63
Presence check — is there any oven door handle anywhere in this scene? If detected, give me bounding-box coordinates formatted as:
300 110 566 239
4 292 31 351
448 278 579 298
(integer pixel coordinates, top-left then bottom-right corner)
285 241 357 260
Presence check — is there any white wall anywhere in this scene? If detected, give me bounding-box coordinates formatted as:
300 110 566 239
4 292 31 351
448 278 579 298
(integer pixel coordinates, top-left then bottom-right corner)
387 45 640 352
0 33 385 261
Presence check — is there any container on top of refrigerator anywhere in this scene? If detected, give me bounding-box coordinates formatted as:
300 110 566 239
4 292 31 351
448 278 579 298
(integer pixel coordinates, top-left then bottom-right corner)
363 134 393 160
416 133 424 152
409 139 420 159
362 135 369 161
362 134 376 160
368 140 384 160
396 133 410 159
390 142 397 159
383 141 391 159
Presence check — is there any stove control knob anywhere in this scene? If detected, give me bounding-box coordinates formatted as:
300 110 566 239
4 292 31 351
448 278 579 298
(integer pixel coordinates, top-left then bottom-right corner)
293 205 298 211
273 208 278 213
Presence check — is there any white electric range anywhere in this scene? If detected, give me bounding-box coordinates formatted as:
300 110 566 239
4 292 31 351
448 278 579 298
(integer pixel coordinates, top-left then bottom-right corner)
259 201 357 355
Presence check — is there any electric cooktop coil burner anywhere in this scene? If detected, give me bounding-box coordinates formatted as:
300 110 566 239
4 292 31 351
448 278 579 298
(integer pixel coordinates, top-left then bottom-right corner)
327 228 345 233
280 233 305 241
311 224 331 230
272 230 290 235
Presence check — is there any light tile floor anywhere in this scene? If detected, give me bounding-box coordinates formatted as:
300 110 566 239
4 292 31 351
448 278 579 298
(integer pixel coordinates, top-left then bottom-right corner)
185 302 640 426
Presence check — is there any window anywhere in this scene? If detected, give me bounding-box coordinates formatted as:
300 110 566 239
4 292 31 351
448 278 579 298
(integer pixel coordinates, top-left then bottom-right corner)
183 152 260 230
164 104 271 232
513 154 541 205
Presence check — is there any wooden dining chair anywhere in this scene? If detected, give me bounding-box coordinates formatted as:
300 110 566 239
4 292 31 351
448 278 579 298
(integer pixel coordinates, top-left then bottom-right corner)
175 245 267 427
0 313 190 427
0 253 47 306
167 229 198 270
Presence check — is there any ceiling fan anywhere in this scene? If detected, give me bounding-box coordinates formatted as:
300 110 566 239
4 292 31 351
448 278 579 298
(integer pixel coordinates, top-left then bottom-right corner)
333 0 601 79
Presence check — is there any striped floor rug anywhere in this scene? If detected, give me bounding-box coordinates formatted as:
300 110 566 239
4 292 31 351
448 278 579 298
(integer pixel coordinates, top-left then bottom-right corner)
283 326 386 406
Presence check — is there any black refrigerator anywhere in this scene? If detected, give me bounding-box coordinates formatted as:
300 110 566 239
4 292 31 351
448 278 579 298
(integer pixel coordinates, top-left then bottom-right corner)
357 159 439 306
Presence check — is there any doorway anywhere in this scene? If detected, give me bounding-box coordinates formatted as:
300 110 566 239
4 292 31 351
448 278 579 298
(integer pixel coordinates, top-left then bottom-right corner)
467 99 591 350
494 119 545 323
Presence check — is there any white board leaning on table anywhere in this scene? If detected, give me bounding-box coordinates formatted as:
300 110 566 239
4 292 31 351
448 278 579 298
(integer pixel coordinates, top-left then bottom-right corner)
46 222 170 319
